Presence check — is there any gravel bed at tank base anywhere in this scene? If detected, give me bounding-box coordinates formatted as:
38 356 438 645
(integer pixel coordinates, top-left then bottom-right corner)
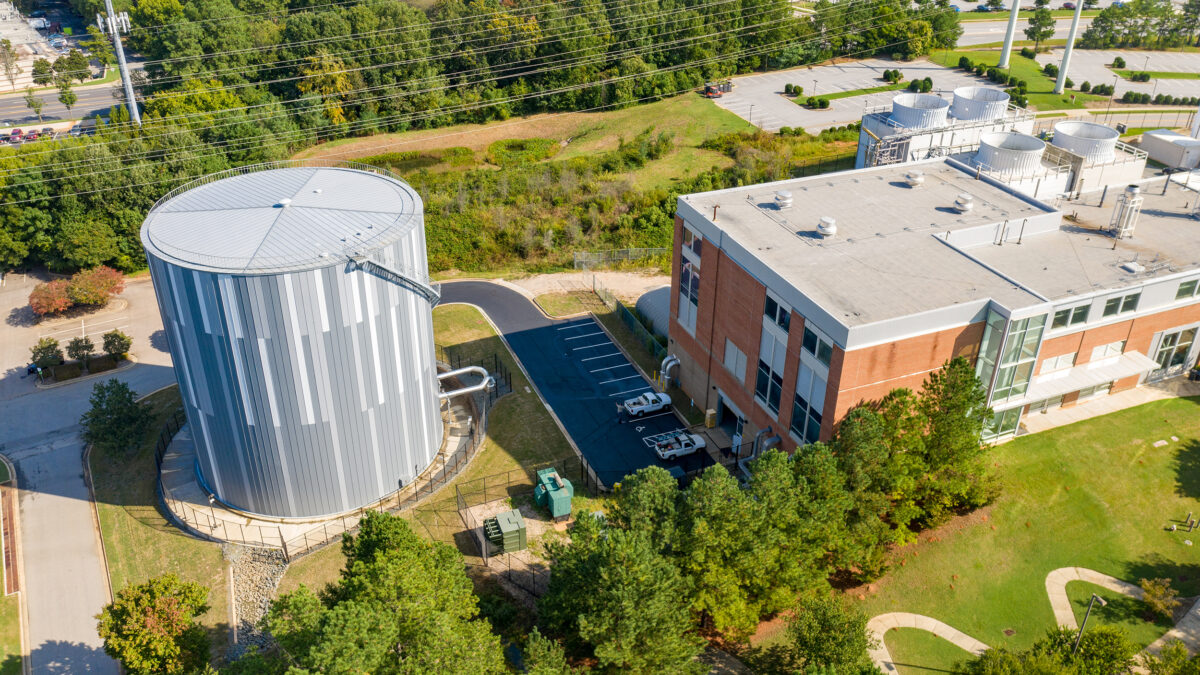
224 544 288 659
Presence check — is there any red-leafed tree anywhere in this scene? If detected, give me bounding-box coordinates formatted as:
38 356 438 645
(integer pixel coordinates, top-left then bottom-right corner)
67 266 125 306
28 279 73 315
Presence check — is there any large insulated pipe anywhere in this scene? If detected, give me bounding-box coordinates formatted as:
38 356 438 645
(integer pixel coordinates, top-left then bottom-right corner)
998 0 1021 69
1054 1 1085 95
438 366 496 400
660 354 680 385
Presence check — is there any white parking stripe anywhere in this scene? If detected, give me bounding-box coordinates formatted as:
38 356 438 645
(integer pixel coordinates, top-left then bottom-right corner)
557 324 589 331
580 352 622 361
610 386 651 397
572 342 613 351
565 331 604 340
599 374 642 385
589 363 633 373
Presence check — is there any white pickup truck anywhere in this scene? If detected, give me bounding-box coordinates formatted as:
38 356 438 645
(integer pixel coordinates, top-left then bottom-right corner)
622 392 671 418
654 432 706 460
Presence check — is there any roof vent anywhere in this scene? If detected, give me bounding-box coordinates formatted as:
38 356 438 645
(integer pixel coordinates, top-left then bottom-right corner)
277 198 292 208
1121 261 1145 274
1109 184 1143 239
954 193 974 214
774 190 794 209
905 170 925 187
817 216 837 238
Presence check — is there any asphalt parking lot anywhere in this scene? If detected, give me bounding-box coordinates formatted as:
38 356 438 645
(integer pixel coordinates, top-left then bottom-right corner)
441 281 714 486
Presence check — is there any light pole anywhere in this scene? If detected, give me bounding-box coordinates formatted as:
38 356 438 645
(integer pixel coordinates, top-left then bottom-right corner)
749 104 755 127
1106 74 1118 118
1072 593 1108 655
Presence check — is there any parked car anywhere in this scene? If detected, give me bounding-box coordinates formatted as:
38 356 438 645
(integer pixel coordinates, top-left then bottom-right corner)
623 392 671 418
0 134 8 143
654 432 706 460
951 4 960 9
9 128 22 141
1062 2 1076 8
29 9 45 17
68 126 83 137
974 4 991 10
40 127 54 137
23 131 37 141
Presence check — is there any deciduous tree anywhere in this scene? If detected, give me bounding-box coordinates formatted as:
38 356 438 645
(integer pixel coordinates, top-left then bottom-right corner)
787 593 875 670
23 87 44 122
29 279 73 315
29 337 63 368
96 574 210 675
66 335 95 363
0 40 20 91
102 329 133 359
67 265 125 305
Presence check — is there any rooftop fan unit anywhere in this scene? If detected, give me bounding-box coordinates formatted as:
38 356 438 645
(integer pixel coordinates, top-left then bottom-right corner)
1109 184 1143 239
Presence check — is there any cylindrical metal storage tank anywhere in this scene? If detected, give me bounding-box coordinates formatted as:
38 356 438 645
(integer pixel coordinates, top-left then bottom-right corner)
141 162 443 519
1052 121 1119 163
950 86 1010 121
889 93 950 130
975 132 1046 174
634 286 670 339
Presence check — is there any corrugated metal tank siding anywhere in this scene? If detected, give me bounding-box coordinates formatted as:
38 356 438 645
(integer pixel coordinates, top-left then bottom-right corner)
148 230 443 519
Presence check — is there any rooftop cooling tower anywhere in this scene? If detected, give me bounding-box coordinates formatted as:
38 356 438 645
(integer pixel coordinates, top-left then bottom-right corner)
975 132 1046 175
1052 121 1119 163
950 87 1010 122
890 93 950 130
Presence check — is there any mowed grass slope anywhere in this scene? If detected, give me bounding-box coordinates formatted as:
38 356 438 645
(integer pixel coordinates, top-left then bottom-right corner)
91 387 232 651
862 397 1200 668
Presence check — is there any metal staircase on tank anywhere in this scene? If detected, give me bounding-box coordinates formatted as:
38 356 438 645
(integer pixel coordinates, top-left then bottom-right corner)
350 256 441 305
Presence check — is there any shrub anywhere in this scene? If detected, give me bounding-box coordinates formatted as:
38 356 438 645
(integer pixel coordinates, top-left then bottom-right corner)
67 266 125 306
1020 46 1037 58
908 79 921 92
1064 77 1074 89
1043 62 1059 77
920 77 932 93
440 146 474 167
958 56 972 69
974 64 986 76
784 83 794 95
88 355 117 373
1113 56 1126 68
52 362 82 381
1008 75 1019 87
66 335 95 363
102 330 133 359
29 279 73 315
1131 71 1151 82
818 98 830 109
30 337 63 368
1080 80 1091 92
806 96 818 107
792 84 803 97
486 138 558 167
1141 578 1181 619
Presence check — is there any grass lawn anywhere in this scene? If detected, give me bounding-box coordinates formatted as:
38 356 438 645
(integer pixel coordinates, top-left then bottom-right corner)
534 292 590 317
860 396 1200 672
799 81 908 103
91 387 232 653
930 49 1106 110
959 9 1100 21
884 628 972 673
1066 581 1173 648
276 303 580 593
0 594 19 675
1113 69 1200 80
0 462 10 485
297 94 751 191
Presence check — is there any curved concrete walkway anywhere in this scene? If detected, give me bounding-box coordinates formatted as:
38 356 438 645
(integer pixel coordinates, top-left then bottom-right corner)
867 612 989 673
869 567 1200 672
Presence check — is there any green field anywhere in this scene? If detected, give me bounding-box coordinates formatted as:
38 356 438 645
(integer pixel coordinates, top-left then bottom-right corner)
0 594 19 675
930 50 1107 110
90 388 232 654
1065 582 1173 648
534 292 591 317
861 396 1200 671
884 628 971 672
959 8 1101 21
1112 69 1200 80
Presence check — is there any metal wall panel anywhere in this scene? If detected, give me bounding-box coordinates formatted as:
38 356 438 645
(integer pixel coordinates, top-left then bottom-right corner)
146 224 443 519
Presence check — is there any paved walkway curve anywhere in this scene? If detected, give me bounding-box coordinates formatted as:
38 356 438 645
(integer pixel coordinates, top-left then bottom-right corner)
869 567 1200 673
867 613 990 673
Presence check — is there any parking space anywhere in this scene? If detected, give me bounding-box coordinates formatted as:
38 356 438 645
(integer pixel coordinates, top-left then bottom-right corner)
508 315 715 486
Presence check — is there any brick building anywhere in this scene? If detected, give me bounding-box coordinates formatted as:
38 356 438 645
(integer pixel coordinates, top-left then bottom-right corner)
667 157 1200 452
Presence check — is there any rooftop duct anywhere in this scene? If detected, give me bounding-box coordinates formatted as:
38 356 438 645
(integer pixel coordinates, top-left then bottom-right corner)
954 193 974 214
775 190 794 209
817 216 837 238
951 86 1010 122
975 132 1046 175
890 93 950 130
1109 184 1143 239
905 170 925 187
1052 121 1119 163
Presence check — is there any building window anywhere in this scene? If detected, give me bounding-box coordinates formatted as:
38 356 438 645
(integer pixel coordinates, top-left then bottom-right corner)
790 362 826 445
764 294 791 332
1078 381 1114 399
983 407 1021 440
723 339 747 383
992 314 1046 402
682 226 703 261
975 310 1006 389
677 260 699 334
1178 280 1199 300
755 328 787 415
1052 304 1089 329
1090 340 1125 361
1154 327 1197 373
1103 292 1140 317
802 327 833 367
1040 353 1076 374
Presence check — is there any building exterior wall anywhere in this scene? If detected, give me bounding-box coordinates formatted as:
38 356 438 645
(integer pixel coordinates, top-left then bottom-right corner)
147 228 443 519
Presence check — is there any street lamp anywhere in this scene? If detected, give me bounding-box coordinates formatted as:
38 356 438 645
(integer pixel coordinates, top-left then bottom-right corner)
749 104 755 127
1072 593 1108 655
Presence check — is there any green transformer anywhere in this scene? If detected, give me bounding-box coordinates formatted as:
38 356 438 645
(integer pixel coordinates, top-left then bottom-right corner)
534 467 574 520
483 508 526 553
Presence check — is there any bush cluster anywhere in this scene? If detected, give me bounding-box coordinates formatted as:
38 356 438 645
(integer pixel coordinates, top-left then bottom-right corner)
486 138 559 167
1091 82 1115 96
881 69 903 83
784 83 804 96
805 96 830 108
28 266 125 316
1130 71 1152 82
1043 62 1059 78
1020 46 1038 59
906 77 933 93
1113 56 1126 68
1121 92 1200 105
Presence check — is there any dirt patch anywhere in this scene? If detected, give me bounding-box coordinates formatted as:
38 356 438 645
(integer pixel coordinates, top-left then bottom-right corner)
509 270 669 304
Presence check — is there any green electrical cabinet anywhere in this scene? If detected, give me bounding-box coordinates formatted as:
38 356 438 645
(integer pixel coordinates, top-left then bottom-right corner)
483 509 526 553
534 467 574 520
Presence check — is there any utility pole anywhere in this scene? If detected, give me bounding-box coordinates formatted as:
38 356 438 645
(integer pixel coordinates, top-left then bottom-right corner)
97 0 140 126
1054 0 1085 95
998 0 1021 70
